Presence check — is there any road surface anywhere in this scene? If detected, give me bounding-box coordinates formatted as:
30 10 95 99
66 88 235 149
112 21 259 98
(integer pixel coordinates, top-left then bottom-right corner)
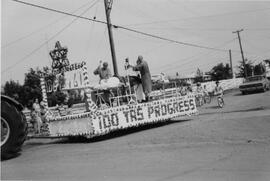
2 90 270 181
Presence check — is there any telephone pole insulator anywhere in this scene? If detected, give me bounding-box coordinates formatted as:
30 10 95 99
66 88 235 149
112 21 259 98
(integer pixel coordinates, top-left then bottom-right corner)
233 29 247 78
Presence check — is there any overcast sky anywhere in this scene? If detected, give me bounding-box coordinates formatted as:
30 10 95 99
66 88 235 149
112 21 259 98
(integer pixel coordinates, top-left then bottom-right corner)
1 0 270 84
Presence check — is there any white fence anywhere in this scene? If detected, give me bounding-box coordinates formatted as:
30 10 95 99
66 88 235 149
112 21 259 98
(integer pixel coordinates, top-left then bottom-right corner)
193 78 244 92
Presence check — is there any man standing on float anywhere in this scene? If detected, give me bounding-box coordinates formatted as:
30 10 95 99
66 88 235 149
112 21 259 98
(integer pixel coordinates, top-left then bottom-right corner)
93 61 112 83
128 55 152 102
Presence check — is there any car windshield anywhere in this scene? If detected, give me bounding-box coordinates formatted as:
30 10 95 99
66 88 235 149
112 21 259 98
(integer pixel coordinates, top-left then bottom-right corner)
245 76 263 82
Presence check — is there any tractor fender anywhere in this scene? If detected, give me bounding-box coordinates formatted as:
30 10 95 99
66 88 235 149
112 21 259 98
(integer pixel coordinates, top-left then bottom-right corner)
1 95 24 111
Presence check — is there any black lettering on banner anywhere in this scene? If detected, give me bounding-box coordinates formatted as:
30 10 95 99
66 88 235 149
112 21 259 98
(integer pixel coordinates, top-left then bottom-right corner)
70 64 74 71
46 80 53 93
184 100 190 111
189 99 195 110
98 116 103 130
79 72 82 86
148 106 154 119
137 106 144 121
103 114 111 128
130 109 137 122
123 111 129 123
173 102 179 113
161 104 167 116
167 103 174 114
179 101 184 112
154 105 161 117
111 113 119 126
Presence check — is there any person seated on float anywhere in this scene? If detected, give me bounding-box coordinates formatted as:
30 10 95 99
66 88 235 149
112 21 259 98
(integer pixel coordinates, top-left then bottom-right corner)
93 61 112 83
93 61 114 106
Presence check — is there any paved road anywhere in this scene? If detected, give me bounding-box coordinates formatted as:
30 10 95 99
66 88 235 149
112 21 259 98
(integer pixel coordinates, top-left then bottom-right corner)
2 90 270 181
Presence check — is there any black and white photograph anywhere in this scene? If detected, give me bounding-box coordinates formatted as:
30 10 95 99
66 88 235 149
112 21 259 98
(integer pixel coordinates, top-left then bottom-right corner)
1 0 270 180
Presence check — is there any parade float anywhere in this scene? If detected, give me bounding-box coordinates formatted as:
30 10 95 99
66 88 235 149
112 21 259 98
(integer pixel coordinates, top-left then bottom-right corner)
36 41 198 138
31 0 198 138
1 42 197 159
1 0 197 159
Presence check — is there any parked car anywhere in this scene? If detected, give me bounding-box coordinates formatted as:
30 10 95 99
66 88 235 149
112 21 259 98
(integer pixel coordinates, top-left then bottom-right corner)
151 73 169 84
239 75 270 95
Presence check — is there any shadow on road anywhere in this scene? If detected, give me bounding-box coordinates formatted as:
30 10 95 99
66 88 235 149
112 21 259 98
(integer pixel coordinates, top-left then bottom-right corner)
200 106 267 116
204 105 222 109
1 153 21 161
233 91 265 96
233 92 244 96
25 119 192 145
59 119 192 144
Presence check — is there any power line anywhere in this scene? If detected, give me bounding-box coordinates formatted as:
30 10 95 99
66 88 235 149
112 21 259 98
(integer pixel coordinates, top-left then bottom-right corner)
121 0 212 45
93 27 108 63
158 51 224 73
2 0 97 49
124 7 270 27
2 0 100 74
242 39 269 53
161 55 226 75
132 27 270 32
116 26 228 52
85 1 101 55
12 0 229 52
245 28 270 31
154 38 237 72
142 42 172 56
11 0 107 25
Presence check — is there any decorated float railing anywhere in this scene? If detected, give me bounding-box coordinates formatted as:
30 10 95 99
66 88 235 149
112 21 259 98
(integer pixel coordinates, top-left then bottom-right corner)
40 61 197 138
48 95 197 137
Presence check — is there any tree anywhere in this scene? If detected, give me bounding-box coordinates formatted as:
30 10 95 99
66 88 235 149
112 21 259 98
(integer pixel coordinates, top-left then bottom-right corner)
23 67 67 107
47 91 67 107
210 63 231 81
237 60 253 77
3 67 67 108
254 63 265 75
22 68 43 108
3 80 24 104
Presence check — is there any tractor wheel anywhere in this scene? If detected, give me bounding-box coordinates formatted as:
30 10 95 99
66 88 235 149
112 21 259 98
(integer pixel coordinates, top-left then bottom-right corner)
1 100 27 160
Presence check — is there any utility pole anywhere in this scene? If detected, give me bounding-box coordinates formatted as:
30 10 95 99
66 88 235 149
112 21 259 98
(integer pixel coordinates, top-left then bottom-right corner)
233 29 247 78
229 49 234 78
104 0 118 76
